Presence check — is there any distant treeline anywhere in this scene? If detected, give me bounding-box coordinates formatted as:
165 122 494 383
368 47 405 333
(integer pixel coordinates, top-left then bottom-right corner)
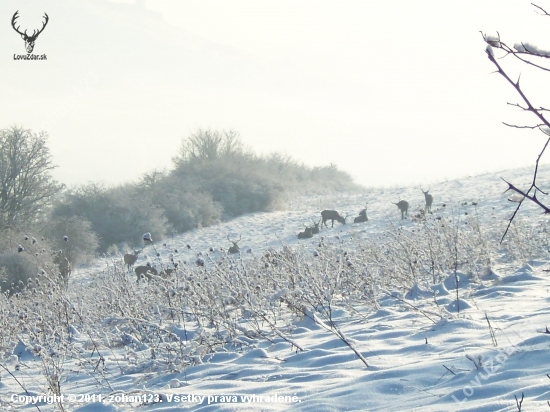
52 129 358 253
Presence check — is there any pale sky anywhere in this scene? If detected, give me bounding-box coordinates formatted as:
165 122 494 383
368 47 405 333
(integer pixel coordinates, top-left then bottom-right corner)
2 0 550 188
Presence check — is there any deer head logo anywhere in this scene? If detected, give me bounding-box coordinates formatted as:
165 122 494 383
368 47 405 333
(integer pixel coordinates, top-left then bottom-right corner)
11 11 49 54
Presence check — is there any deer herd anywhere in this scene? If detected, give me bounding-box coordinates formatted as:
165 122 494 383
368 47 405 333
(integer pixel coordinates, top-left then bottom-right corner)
297 188 434 239
123 249 178 283
121 188 435 281
124 235 244 283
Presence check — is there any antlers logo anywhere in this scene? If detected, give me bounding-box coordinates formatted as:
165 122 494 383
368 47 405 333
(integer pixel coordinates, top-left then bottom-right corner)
11 11 49 54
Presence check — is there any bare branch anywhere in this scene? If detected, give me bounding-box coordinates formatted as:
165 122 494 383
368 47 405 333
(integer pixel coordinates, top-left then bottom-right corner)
534 184 549 195
488 4 550 243
514 392 524 411
511 52 550 71
502 122 544 129
532 3 550 17
485 34 550 71
486 50 550 127
500 177 550 242
506 102 529 111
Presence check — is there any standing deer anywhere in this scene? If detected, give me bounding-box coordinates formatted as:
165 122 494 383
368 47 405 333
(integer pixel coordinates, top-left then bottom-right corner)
311 220 321 234
123 250 141 272
422 188 433 214
11 11 49 54
393 200 409 220
53 250 71 282
298 225 313 239
227 235 241 254
321 210 347 228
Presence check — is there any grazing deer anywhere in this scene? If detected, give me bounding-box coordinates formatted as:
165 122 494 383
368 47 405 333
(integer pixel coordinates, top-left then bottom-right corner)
393 200 409 220
123 250 141 272
227 235 241 254
354 205 368 223
298 225 314 239
11 11 49 54
321 210 347 228
135 265 158 283
311 220 321 234
422 188 433 214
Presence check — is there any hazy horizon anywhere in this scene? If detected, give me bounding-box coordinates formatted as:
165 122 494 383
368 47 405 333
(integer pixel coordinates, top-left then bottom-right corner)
3 0 550 189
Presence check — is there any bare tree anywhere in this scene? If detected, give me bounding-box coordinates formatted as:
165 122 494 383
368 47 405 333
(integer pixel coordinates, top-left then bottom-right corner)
482 3 550 240
0 126 62 229
174 129 244 164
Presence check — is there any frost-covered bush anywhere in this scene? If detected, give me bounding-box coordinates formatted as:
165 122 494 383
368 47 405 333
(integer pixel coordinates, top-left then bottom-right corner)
173 154 286 217
51 183 169 252
170 130 358 219
137 173 222 232
499 218 550 263
346 211 498 291
44 129 358 252
0 229 57 293
0 253 41 294
40 216 99 265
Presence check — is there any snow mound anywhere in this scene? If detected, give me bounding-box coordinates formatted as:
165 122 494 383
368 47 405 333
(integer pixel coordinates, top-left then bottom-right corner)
404 284 433 300
445 298 473 312
443 272 472 290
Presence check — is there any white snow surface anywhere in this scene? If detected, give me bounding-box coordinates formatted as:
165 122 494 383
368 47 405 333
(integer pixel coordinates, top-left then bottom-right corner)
4 165 550 411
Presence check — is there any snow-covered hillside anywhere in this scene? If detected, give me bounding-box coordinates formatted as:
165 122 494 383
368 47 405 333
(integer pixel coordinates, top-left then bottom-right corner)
3 165 550 412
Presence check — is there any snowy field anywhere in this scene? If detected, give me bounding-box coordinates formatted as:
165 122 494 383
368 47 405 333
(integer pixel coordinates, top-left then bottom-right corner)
3 165 550 411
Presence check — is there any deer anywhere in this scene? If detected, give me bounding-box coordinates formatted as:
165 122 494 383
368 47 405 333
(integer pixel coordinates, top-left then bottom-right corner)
11 11 49 54
53 250 71 282
123 250 141 272
135 265 158 283
311 220 321 234
227 235 241 254
297 225 314 239
422 188 433 214
321 210 347 228
393 200 409 220
354 205 368 223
